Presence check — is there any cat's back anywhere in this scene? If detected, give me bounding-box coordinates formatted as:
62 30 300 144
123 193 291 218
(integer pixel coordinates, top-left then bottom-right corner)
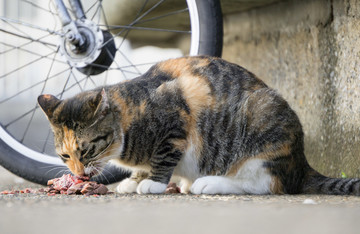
155 56 268 95
138 56 269 110
113 56 267 103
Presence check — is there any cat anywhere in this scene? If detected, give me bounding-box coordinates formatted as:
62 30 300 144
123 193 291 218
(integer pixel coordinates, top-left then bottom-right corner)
38 56 360 195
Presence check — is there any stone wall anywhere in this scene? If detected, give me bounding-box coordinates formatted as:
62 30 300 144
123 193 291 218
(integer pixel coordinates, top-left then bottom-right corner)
222 0 360 177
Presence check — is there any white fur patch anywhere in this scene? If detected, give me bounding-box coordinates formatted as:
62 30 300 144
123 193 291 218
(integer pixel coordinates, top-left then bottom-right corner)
116 178 138 194
173 141 200 181
136 179 167 194
190 159 272 195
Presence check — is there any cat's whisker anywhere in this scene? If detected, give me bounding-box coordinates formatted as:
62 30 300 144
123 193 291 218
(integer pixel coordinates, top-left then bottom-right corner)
39 164 64 169
42 166 68 176
93 167 110 184
98 165 116 181
53 168 71 178
92 138 115 160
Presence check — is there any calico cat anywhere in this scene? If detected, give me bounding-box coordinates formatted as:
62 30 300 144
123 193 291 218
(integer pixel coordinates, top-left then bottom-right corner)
38 56 360 195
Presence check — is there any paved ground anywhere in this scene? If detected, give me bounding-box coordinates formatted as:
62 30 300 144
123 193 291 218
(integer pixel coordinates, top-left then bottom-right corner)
1 166 360 234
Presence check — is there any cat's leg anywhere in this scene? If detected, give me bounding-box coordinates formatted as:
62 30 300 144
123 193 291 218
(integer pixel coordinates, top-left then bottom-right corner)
191 159 272 195
116 171 148 194
137 144 184 194
179 178 192 194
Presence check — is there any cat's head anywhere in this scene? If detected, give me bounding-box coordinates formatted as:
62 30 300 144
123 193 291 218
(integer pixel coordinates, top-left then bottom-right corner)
38 89 119 177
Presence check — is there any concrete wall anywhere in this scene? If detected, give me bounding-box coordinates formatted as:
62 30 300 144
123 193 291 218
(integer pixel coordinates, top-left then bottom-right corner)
222 0 360 178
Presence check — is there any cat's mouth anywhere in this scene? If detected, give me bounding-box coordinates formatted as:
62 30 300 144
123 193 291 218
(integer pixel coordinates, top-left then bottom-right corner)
84 162 103 177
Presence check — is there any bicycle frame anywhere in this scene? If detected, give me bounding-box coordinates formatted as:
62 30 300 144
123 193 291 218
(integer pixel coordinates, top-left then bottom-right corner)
54 0 86 47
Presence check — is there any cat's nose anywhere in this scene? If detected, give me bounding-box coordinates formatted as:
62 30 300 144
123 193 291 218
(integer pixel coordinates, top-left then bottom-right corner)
72 161 85 176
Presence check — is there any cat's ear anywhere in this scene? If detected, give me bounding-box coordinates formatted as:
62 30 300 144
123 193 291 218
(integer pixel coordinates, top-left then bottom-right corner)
90 88 110 117
38 94 61 119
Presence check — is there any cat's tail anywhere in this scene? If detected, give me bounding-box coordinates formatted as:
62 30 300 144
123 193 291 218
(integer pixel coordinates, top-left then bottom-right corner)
302 168 360 195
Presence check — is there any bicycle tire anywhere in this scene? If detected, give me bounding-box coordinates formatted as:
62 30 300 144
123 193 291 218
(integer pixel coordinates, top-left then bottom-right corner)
0 0 223 185
0 135 130 185
195 0 223 56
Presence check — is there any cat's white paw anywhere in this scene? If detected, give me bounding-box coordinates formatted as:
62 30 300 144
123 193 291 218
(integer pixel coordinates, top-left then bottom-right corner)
136 179 167 194
191 176 236 195
116 178 138 194
191 176 218 194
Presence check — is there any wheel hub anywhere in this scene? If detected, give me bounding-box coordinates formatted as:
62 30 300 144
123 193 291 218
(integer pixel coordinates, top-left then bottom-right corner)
59 19 116 75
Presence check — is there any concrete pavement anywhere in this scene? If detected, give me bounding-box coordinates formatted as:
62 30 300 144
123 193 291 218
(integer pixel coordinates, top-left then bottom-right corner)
1 166 360 234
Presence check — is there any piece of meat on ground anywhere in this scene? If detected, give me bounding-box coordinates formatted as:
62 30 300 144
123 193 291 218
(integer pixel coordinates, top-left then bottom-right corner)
67 181 108 195
165 182 181 194
45 174 108 195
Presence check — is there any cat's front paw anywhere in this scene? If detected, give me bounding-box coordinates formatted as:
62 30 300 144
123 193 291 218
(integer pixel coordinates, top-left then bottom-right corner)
136 179 167 194
116 178 138 194
190 176 227 195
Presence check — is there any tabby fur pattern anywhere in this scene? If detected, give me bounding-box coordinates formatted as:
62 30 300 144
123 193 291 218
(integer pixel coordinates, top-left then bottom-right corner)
38 56 360 195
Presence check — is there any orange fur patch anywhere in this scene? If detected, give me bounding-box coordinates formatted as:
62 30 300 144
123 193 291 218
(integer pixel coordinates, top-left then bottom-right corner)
258 143 292 161
178 75 214 113
226 143 291 178
226 158 248 177
61 126 84 175
65 158 84 176
270 176 284 194
157 57 210 77
113 92 135 131
62 127 77 152
112 92 146 131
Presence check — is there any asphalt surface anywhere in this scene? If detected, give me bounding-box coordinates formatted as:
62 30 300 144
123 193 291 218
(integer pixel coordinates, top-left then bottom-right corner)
1 166 360 234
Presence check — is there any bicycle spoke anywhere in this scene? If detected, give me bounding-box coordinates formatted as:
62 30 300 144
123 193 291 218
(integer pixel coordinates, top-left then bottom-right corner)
69 67 84 92
4 75 88 128
0 68 69 104
40 68 72 153
135 8 188 25
41 129 52 153
4 108 39 129
118 50 142 75
90 2 102 22
101 0 165 49
88 76 97 87
84 1 99 15
21 47 60 142
59 70 73 99
0 29 58 48
0 51 57 79
103 44 135 77
103 70 109 86
131 0 167 26
99 1 110 30
20 105 38 143
21 0 55 14
119 62 157 69
105 25 190 34
1 17 59 53
0 42 65 64
0 16 62 36
0 32 59 54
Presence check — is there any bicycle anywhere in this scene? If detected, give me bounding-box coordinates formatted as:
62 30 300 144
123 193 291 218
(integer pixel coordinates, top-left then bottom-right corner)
0 0 223 185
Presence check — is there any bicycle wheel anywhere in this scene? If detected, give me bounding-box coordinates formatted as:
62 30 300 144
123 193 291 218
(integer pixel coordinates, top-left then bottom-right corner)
0 0 223 185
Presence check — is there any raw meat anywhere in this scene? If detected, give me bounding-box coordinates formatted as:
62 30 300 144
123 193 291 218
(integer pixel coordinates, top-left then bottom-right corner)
45 174 108 195
165 182 181 194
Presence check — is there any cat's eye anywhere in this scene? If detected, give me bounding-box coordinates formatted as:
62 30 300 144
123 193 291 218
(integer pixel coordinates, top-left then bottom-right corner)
60 154 70 159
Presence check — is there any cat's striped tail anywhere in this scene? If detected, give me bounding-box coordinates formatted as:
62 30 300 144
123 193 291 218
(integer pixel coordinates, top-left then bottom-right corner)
302 169 360 195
